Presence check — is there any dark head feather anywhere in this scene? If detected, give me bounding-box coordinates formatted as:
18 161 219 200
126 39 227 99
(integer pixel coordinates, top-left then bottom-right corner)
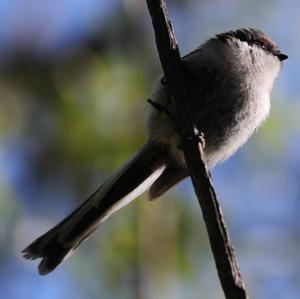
217 28 277 53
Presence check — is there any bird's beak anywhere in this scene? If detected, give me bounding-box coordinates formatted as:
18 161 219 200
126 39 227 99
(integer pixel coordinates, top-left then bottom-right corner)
276 51 288 61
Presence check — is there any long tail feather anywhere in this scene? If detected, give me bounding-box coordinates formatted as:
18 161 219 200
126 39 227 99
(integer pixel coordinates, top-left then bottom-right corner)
22 143 169 275
149 163 188 200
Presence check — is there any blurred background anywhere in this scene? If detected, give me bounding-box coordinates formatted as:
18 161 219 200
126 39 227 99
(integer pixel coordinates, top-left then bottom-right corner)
0 0 299 298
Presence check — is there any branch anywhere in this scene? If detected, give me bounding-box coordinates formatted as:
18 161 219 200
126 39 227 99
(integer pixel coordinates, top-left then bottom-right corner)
146 1 248 298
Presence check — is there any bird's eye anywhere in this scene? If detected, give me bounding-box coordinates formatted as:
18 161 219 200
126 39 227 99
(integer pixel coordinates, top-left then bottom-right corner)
258 41 268 50
261 44 267 50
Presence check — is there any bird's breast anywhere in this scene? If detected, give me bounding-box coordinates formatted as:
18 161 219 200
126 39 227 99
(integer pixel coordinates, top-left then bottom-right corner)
199 85 271 166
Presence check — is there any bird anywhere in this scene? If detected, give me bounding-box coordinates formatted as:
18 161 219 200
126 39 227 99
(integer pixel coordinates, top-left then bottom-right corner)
22 28 287 275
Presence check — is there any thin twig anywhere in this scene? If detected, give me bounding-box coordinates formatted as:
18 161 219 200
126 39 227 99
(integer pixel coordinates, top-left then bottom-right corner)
147 99 173 120
145 1 248 298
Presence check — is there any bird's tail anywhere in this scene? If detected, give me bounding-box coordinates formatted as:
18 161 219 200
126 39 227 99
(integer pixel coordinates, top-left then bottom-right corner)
22 143 170 275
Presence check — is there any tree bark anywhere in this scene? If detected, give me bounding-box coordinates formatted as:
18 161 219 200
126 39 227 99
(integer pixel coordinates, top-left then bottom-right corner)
145 1 249 298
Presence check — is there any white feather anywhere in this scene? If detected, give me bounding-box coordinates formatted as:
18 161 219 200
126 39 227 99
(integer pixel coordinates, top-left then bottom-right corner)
99 166 165 223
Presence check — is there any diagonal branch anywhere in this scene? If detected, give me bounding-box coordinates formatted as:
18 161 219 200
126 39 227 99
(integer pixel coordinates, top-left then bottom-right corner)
146 1 248 298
